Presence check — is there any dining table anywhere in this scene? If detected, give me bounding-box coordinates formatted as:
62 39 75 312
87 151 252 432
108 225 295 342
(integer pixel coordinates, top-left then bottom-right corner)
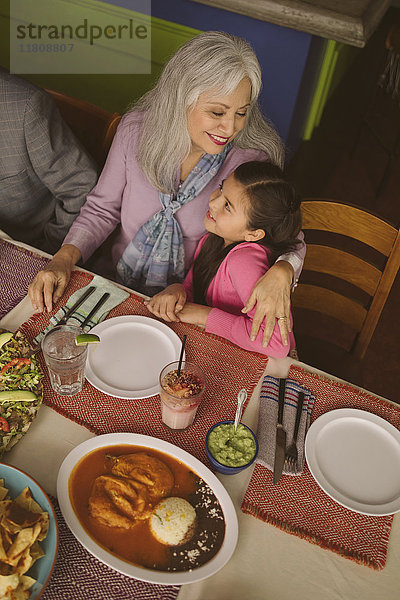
0 231 399 600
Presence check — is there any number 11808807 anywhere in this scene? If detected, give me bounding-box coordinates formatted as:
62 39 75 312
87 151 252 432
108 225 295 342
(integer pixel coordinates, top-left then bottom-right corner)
18 43 74 52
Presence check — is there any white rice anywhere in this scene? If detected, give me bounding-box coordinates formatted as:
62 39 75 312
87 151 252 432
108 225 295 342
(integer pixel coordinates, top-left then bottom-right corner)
150 497 197 546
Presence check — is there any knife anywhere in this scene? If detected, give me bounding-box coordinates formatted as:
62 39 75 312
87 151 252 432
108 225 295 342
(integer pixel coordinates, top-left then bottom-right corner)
80 292 110 329
273 378 287 484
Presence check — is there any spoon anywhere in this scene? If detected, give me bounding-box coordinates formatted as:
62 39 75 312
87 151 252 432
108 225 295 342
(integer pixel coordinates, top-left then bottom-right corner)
234 388 247 432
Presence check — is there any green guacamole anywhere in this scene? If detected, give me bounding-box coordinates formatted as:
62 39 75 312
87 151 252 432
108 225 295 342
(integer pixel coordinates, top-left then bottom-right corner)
207 423 256 467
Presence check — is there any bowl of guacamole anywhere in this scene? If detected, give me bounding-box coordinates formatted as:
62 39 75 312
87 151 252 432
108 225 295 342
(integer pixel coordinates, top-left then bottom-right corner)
205 420 258 475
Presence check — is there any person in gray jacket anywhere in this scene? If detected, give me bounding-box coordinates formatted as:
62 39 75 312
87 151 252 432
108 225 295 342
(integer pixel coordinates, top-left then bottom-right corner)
0 68 98 254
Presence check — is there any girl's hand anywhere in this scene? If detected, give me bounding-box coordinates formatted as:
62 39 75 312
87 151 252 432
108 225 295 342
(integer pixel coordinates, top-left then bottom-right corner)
28 244 81 313
177 303 212 327
242 261 293 347
145 284 187 322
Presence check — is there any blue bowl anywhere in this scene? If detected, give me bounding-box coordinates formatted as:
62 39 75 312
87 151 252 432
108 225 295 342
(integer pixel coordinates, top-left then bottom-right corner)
0 464 59 599
205 420 258 475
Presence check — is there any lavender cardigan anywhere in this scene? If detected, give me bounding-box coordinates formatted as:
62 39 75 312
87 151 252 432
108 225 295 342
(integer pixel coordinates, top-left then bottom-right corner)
64 111 305 282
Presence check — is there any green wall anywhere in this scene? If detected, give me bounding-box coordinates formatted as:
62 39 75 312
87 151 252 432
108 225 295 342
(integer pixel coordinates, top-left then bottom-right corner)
0 1 201 115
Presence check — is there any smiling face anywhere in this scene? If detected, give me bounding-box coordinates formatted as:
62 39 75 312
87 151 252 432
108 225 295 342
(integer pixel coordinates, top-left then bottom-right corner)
204 173 265 247
187 78 251 156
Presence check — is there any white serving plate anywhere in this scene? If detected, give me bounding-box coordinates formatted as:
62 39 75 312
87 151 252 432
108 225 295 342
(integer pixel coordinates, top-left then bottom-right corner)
85 315 183 399
305 408 400 515
57 433 238 585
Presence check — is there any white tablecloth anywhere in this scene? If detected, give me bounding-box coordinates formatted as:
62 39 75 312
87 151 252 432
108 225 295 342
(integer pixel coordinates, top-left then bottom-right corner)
1 235 399 600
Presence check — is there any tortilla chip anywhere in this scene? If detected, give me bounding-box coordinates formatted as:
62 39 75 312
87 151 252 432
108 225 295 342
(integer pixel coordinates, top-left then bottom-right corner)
9 575 36 600
19 575 34 590
27 540 44 566
2 489 48 549
0 561 11 576
5 528 37 566
0 483 8 502
11 588 30 600
0 530 8 561
3 508 43 535
0 572 19 596
0 573 33 599
14 488 43 516
36 512 49 542
1 527 13 549
0 500 11 518
10 586 31 600
14 548 33 576
0 481 49 597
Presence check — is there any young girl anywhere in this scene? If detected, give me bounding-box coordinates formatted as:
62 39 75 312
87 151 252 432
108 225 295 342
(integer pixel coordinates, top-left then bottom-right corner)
146 161 302 357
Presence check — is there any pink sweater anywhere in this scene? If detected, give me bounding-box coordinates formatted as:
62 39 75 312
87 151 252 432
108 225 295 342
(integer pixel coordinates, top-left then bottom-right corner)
183 237 295 358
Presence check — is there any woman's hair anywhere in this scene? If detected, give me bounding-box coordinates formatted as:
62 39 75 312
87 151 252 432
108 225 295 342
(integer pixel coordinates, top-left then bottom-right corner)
192 161 302 305
132 31 284 193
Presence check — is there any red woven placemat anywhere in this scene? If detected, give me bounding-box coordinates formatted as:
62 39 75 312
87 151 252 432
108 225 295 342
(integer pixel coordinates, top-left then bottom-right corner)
42 497 180 600
241 364 400 570
20 270 268 465
0 239 49 319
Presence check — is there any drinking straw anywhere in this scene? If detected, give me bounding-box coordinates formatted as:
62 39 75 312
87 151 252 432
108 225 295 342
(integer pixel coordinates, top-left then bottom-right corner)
177 334 187 376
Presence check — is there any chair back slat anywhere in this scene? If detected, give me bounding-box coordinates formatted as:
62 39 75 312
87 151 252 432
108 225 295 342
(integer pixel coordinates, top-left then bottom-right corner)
304 245 381 295
301 200 397 256
353 229 400 358
293 285 367 331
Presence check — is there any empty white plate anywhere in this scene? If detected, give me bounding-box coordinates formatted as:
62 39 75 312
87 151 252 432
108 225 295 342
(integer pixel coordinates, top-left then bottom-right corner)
305 408 400 515
85 315 183 399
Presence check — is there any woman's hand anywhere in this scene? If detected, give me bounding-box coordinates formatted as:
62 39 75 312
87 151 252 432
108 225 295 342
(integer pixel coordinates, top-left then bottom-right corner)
28 244 81 313
145 284 187 322
177 303 212 327
242 261 294 347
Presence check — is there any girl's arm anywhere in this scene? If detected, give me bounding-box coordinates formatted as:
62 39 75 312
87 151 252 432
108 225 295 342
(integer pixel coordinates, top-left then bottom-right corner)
178 245 293 358
145 234 205 321
145 284 187 322
242 231 305 347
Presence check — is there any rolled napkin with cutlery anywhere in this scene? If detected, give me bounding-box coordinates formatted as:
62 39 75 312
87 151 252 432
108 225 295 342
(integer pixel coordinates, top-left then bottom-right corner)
34 275 130 344
257 375 315 476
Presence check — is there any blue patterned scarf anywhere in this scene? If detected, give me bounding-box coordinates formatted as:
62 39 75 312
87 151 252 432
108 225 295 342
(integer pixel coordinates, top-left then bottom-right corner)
116 145 231 295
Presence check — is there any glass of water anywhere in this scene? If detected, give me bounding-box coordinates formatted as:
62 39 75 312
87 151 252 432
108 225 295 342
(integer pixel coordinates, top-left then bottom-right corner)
41 324 88 395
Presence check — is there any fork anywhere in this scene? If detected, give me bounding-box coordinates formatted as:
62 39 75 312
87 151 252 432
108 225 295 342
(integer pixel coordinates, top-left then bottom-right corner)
27 285 97 355
57 285 96 326
80 292 110 330
284 392 305 473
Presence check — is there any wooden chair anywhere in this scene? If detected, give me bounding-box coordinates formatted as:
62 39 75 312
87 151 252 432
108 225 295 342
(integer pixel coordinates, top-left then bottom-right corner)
292 200 400 384
45 88 121 169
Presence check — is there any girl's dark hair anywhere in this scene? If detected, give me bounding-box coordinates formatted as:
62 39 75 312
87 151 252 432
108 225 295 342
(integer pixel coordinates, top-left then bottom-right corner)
192 161 302 305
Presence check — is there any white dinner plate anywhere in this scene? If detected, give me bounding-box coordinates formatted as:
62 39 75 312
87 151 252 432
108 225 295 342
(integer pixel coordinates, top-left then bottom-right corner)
85 315 183 399
57 433 238 585
305 408 400 515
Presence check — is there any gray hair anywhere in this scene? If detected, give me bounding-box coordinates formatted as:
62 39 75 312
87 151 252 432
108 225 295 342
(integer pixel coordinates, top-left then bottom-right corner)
132 31 284 193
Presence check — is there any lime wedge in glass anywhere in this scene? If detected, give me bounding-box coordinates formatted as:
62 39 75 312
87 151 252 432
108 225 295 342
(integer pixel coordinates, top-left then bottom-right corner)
75 333 101 346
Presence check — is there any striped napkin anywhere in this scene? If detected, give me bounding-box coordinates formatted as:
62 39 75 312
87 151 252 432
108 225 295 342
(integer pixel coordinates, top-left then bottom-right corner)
256 376 315 476
34 275 130 345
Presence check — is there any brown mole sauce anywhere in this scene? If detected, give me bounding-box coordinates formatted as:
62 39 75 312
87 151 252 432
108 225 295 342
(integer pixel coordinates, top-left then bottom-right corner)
69 444 225 572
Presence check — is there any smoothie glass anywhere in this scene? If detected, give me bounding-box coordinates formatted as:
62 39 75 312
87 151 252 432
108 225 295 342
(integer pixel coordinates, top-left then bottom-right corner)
42 324 88 396
159 361 206 430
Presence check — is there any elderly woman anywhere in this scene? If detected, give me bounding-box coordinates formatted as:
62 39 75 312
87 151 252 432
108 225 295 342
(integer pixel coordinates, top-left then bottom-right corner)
29 31 305 347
